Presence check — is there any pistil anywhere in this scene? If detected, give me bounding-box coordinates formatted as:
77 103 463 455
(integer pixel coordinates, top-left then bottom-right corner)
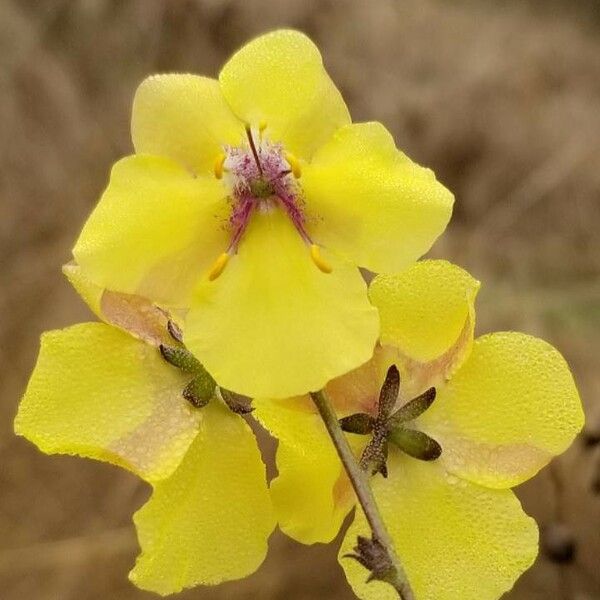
245 124 264 175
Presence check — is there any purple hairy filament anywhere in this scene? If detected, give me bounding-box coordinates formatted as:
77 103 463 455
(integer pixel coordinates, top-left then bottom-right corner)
208 125 331 281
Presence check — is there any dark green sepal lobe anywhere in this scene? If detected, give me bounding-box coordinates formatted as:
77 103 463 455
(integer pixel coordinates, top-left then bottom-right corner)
344 535 396 586
360 428 389 478
340 413 375 435
182 377 213 408
388 427 442 461
167 319 183 343
160 343 217 409
377 365 400 421
159 344 204 374
388 387 436 428
220 388 254 415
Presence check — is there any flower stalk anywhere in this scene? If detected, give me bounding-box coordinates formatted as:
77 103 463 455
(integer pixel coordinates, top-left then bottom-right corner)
309 389 415 600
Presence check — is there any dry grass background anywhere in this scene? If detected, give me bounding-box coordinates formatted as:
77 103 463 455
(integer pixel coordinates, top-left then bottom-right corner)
1 0 599 598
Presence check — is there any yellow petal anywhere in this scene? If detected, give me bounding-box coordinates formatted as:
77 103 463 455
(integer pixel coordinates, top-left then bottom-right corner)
303 123 454 274
219 30 350 159
185 208 379 399
62 262 103 316
420 332 584 489
369 261 479 402
370 260 479 361
63 262 178 347
73 154 229 307
130 400 274 595
15 323 200 482
340 457 538 600
132 74 243 174
253 397 354 544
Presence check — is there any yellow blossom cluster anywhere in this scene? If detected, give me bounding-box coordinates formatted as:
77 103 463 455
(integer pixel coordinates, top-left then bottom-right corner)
15 30 583 599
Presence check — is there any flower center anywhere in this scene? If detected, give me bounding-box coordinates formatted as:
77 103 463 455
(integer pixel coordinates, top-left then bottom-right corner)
207 124 331 281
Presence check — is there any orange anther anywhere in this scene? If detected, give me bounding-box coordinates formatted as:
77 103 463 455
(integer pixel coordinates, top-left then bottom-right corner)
286 152 302 178
214 153 226 179
208 252 230 281
310 244 332 274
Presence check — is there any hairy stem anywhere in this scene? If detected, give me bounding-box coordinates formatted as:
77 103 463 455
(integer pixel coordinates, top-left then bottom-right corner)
310 389 415 600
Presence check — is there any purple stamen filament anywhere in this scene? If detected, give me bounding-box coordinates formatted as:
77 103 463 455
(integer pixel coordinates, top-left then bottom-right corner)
227 196 255 254
208 124 332 278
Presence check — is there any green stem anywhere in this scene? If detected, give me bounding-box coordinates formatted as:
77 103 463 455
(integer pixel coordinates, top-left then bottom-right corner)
310 390 415 600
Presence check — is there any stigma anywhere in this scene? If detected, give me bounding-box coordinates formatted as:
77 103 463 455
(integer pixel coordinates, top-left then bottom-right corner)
207 124 331 280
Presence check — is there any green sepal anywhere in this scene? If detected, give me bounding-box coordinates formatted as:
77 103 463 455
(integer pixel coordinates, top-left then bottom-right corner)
388 427 442 461
160 344 205 374
220 388 254 415
182 377 214 408
339 413 375 435
377 365 400 421
388 387 436 427
360 428 389 478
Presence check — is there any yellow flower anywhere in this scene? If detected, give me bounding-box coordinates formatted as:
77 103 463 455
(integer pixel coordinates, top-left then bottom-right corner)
72 29 453 399
254 260 584 600
14 267 275 596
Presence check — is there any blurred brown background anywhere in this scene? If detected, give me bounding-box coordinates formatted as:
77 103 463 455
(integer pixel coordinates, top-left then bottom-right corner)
1 0 599 598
